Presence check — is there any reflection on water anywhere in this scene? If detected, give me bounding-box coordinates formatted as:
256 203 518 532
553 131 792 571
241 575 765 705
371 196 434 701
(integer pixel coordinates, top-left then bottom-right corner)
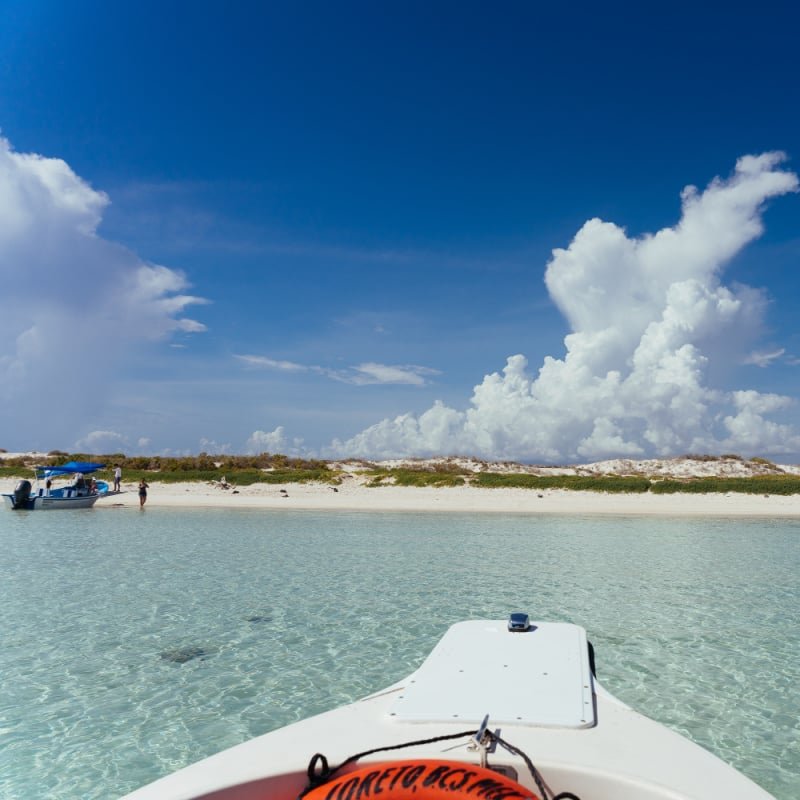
0 508 798 798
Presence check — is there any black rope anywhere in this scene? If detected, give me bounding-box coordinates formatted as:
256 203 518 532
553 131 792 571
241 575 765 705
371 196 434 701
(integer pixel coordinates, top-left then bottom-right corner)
487 730 581 800
298 729 476 797
297 728 581 800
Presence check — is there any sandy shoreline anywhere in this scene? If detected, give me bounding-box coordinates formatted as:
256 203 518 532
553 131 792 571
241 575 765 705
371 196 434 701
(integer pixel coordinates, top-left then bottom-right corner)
101 479 800 517
4 452 799 517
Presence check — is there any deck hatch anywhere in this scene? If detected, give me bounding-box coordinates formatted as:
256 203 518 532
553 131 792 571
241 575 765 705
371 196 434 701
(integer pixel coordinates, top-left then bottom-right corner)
389 620 595 729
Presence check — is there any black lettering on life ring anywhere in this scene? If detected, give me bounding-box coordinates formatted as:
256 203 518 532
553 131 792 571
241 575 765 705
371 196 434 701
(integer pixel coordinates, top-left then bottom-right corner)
307 759 538 800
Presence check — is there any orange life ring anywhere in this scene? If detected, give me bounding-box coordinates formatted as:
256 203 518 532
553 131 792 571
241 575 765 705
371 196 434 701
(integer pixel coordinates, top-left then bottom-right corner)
304 759 539 800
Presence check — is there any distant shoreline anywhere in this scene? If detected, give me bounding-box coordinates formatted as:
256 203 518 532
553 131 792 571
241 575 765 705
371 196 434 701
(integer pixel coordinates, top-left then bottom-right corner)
4 452 800 517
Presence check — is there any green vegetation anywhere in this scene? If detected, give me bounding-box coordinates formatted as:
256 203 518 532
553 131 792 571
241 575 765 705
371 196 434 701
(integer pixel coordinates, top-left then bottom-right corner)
649 476 800 495
473 473 652 493
141 467 336 485
366 466 467 487
0 453 337 487
474 471 800 494
0 455 31 476
0 465 29 480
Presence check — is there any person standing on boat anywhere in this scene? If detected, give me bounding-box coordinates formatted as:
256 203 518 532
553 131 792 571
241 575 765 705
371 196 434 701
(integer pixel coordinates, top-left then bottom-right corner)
114 464 122 492
138 478 149 508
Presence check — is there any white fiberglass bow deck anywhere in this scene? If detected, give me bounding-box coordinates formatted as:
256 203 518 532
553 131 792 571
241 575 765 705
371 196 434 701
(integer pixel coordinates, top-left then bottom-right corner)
121 617 774 800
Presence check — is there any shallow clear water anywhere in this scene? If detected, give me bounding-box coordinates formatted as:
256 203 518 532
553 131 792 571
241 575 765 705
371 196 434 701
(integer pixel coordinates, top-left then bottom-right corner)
0 507 798 799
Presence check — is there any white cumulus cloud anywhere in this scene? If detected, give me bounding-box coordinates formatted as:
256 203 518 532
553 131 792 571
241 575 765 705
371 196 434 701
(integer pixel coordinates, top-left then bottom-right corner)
74 430 129 452
245 426 289 454
332 152 800 461
0 136 207 448
245 426 307 456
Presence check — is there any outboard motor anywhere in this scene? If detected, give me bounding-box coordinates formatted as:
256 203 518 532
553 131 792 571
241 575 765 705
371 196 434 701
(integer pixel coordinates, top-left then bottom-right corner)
12 479 32 509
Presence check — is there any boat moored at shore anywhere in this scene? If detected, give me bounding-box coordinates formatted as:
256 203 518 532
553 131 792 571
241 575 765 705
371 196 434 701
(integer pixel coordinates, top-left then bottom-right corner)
2 461 110 510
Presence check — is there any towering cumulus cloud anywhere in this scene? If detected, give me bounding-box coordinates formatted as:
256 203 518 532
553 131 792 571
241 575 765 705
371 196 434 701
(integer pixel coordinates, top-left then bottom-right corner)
335 153 799 461
0 136 206 445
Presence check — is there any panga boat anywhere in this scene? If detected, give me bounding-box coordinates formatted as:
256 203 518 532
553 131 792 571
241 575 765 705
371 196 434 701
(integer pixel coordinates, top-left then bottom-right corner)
121 615 774 800
2 461 110 510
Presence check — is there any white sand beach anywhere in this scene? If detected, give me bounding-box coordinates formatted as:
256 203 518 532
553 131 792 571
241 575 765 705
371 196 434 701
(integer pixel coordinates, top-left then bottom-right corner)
104 476 800 517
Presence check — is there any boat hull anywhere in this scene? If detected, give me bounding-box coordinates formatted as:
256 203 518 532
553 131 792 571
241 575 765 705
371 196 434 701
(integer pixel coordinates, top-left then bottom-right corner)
3 463 110 510
35 493 104 509
121 620 775 800
2 488 107 510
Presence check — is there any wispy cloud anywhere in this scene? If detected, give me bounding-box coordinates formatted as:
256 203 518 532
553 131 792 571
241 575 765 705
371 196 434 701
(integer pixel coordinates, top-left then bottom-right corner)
235 355 308 372
234 354 439 385
347 363 438 386
107 178 535 271
743 348 785 368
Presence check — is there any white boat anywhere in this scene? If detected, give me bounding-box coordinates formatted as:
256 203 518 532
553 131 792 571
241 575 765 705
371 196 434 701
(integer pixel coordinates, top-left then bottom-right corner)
121 615 774 800
2 460 110 510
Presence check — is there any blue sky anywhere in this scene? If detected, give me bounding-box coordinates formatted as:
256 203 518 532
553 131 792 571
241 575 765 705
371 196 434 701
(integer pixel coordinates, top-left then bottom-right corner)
1 1 799 462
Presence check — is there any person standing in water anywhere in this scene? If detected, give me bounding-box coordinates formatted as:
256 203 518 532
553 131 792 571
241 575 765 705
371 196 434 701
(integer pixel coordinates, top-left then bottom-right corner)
138 478 149 508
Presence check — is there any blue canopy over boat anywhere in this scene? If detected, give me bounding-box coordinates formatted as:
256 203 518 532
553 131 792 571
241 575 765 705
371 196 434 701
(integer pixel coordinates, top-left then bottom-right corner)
35 461 106 478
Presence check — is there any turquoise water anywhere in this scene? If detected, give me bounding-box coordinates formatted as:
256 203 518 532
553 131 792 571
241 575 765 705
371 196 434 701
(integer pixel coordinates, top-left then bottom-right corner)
0 508 798 799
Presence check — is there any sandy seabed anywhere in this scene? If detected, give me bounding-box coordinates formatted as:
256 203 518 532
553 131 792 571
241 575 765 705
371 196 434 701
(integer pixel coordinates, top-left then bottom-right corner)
105 478 800 517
